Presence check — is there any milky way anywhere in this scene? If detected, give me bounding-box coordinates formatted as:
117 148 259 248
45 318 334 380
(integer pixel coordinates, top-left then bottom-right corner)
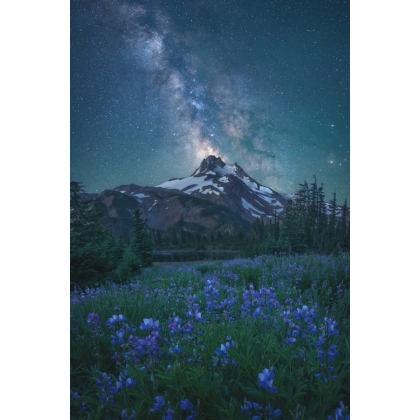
71 0 349 205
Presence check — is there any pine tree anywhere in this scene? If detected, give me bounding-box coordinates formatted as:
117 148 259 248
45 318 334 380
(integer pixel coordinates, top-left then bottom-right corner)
328 192 338 236
70 181 112 288
115 210 153 280
339 199 350 250
130 209 154 267
280 199 307 254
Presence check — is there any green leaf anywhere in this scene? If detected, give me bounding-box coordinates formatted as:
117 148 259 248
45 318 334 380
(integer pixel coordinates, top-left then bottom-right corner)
80 395 100 407
237 382 265 400
227 350 248 369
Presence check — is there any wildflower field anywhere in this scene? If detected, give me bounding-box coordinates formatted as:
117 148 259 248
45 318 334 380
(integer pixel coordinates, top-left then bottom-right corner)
70 253 350 420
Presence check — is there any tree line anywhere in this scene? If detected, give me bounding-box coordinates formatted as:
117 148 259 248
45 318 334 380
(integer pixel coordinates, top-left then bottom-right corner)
244 176 349 256
70 181 153 289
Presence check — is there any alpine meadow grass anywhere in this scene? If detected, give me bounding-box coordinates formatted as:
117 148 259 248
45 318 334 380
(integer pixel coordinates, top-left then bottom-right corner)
71 253 350 420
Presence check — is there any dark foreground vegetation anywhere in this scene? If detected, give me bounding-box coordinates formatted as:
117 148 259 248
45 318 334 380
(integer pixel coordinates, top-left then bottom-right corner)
71 253 349 420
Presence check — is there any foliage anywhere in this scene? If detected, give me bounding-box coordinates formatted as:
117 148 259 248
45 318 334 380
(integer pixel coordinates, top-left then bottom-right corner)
70 182 154 288
71 181 120 288
71 253 350 419
244 177 349 257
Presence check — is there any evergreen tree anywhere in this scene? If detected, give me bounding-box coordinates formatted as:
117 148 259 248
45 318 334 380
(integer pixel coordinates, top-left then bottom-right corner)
328 192 338 239
130 209 153 267
339 198 350 250
280 199 307 254
255 179 349 256
115 210 153 280
70 181 113 288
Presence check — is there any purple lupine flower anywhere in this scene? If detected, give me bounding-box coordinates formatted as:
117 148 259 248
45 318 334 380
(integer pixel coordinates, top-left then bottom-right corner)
164 408 175 420
169 344 183 356
180 399 192 410
214 338 237 367
110 381 123 394
70 390 80 399
125 377 136 388
140 318 160 331
111 329 125 345
194 310 204 322
258 368 277 393
151 396 165 413
285 337 296 344
241 398 253 416
328 344 339 362
87 313 101 332
328 401 350 420
168 315 182 334
180 398 196 419
107 314 126 328
252 402 262 410
121 409 136 420
273 408 282 417
324 318 339 336
96 372 117 405
216 343 227 356
253 307 262 317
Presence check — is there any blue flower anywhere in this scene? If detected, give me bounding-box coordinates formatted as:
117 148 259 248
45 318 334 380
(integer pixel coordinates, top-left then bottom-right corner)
110 381 122 394
273 408 282 417
151 396 165 413
180 398 194 411
140 318 160 331
216 344 227 356
107 314 126 327
258 368 277 394
164 408 175 420
121 409 136 420
241 398 253 415
126 377 136 388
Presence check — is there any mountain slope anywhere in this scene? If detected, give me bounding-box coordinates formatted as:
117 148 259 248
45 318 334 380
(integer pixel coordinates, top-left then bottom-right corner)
90 183 251 238
156 155 289 224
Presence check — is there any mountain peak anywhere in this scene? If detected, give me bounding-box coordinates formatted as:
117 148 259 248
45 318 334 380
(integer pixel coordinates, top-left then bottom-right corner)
192 155 226 176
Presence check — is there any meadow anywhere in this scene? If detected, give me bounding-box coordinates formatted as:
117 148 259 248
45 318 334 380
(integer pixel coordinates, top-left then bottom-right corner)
70 253 350 420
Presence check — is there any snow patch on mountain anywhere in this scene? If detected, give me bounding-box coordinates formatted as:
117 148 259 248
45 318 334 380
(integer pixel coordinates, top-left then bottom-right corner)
200 189 220 196
148 200 158 211
214 164 236 176
255 192 283 210
157 176 227 195
132 193 150 201
241 198 266 215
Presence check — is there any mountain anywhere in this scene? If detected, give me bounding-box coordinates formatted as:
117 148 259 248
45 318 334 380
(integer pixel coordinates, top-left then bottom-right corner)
155 155 291 224
84 155 347 238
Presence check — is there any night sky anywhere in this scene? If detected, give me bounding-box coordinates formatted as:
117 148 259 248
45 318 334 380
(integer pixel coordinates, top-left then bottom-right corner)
71 0 349 205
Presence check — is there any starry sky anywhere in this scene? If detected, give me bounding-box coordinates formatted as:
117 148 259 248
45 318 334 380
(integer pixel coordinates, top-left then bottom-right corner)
71 0 349 205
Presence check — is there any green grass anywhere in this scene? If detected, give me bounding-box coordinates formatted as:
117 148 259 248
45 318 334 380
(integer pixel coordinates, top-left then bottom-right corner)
70 253 350 420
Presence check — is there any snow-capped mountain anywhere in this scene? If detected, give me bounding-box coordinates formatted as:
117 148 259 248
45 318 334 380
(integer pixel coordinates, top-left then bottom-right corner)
156 156 289 223
86 156 291 236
